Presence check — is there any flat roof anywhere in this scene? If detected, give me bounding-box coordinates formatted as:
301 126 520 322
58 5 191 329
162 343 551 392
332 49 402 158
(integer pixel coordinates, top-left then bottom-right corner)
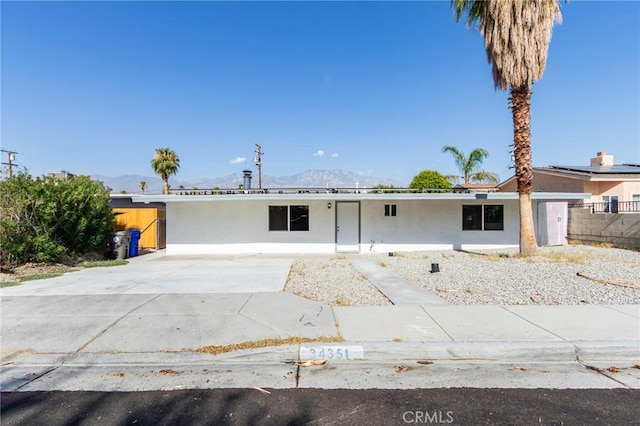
132 191 590 204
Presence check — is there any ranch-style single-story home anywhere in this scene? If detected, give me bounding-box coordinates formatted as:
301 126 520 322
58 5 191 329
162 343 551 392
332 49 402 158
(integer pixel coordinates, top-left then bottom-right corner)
132 189 588 255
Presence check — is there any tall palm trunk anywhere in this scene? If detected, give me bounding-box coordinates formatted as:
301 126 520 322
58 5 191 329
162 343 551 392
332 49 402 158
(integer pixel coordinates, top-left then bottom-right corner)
162 175 169 195
510 85 537 255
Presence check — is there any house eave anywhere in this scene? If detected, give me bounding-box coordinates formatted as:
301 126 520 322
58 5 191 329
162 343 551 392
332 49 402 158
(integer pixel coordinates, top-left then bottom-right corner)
131 192 590 204
533 168 640 181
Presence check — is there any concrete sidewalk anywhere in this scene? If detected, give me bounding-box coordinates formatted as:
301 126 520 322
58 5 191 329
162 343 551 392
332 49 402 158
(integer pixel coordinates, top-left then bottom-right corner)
2 292 637 360
1 253 639 391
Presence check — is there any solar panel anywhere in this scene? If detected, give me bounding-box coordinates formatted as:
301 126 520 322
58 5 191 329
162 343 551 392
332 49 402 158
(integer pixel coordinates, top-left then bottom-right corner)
549 165 640 174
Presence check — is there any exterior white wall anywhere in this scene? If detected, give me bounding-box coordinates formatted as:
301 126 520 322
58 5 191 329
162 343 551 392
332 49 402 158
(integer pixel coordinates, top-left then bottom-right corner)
166 199 335 255
360 199 520 253
166 198 523 254
169 243 335 255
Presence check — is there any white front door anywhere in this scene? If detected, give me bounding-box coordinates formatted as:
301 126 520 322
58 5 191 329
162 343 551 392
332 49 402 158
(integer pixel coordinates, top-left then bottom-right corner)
336 202 360 252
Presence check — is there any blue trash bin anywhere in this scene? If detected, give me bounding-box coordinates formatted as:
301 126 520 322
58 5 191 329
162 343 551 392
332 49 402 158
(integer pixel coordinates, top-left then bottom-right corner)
128 229 141 257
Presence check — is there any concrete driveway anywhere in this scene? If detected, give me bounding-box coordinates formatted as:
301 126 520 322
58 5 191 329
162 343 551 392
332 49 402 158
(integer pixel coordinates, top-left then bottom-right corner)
1 252 334 363
0 252 293 296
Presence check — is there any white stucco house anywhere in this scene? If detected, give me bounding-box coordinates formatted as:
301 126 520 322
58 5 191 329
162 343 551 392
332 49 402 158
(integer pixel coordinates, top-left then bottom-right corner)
132 189 588 255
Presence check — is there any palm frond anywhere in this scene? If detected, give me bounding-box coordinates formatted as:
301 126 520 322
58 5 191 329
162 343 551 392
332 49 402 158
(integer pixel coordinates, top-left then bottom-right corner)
451 0 484 28
444 174 463 185
442 146 466 177
480 0 562 90
470 171 500 184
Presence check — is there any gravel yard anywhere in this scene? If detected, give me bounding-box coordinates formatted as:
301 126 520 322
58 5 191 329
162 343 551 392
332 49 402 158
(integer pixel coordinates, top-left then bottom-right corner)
284 245 640 306
284 256 393 306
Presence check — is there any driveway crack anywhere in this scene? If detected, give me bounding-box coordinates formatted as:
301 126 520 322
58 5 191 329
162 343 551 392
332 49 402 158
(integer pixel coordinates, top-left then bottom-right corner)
73 294 162 354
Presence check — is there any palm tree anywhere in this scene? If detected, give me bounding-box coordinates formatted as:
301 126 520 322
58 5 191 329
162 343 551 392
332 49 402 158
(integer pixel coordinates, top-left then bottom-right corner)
442 145 499 185
151 148 180 195
452 0 562 256
139 181 147 194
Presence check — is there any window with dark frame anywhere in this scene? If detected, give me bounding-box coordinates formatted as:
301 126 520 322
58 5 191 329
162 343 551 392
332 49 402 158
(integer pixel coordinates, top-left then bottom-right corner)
268 206 288 231
462 204 504 231
483 205 504 231
289 205 309 231
269 205 309 231
462 205 482 230
384 204 397 217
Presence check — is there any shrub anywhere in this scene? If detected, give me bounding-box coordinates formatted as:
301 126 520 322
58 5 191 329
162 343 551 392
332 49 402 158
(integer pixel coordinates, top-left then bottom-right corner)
0 172 114 270
409 170 452 192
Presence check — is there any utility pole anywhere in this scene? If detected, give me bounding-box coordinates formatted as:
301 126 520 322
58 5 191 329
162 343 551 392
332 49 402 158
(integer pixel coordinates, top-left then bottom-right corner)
1 149 19 178
254 144 263 189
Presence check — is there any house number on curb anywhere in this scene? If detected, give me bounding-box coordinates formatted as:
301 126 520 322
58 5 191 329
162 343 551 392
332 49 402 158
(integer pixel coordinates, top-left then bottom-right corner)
299 345 364 360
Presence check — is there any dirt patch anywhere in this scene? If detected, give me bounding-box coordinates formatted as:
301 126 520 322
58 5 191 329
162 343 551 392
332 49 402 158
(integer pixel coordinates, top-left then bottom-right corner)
0 263 78 283
0 252 129 284
156 369 182 376
195 335 344 356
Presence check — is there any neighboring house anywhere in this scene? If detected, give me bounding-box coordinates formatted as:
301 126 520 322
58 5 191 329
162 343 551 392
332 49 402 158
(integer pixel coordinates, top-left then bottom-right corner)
132 190 587 255
47 170 76 179
498 151 640 212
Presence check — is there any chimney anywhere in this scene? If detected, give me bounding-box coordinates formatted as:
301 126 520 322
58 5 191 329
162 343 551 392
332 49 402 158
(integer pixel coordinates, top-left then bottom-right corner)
242 170 252 190
590 151 614 167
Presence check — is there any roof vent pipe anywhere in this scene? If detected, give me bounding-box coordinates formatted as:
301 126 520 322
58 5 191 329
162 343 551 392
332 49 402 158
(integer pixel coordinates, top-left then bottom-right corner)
243 170 252 190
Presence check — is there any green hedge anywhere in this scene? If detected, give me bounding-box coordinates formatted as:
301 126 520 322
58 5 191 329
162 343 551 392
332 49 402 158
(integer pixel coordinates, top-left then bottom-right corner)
0 172 115 269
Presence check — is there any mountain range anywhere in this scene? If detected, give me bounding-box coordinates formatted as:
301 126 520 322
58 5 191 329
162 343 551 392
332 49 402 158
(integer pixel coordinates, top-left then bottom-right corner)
94 170 405 194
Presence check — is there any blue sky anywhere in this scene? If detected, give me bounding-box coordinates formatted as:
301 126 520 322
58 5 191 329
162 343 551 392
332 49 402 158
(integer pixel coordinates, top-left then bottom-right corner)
2 1 638 186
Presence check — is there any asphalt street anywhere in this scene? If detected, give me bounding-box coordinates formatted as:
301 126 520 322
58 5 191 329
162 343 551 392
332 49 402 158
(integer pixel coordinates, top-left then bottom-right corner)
2 388 639 425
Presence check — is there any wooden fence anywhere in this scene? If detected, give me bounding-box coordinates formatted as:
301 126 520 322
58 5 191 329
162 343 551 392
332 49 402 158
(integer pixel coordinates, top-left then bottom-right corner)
113 208 166 249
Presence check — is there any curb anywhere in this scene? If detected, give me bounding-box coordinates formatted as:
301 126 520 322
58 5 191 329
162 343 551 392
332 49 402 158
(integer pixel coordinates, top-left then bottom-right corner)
574 341 640 362
297 341 639 363
3 341 637 368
